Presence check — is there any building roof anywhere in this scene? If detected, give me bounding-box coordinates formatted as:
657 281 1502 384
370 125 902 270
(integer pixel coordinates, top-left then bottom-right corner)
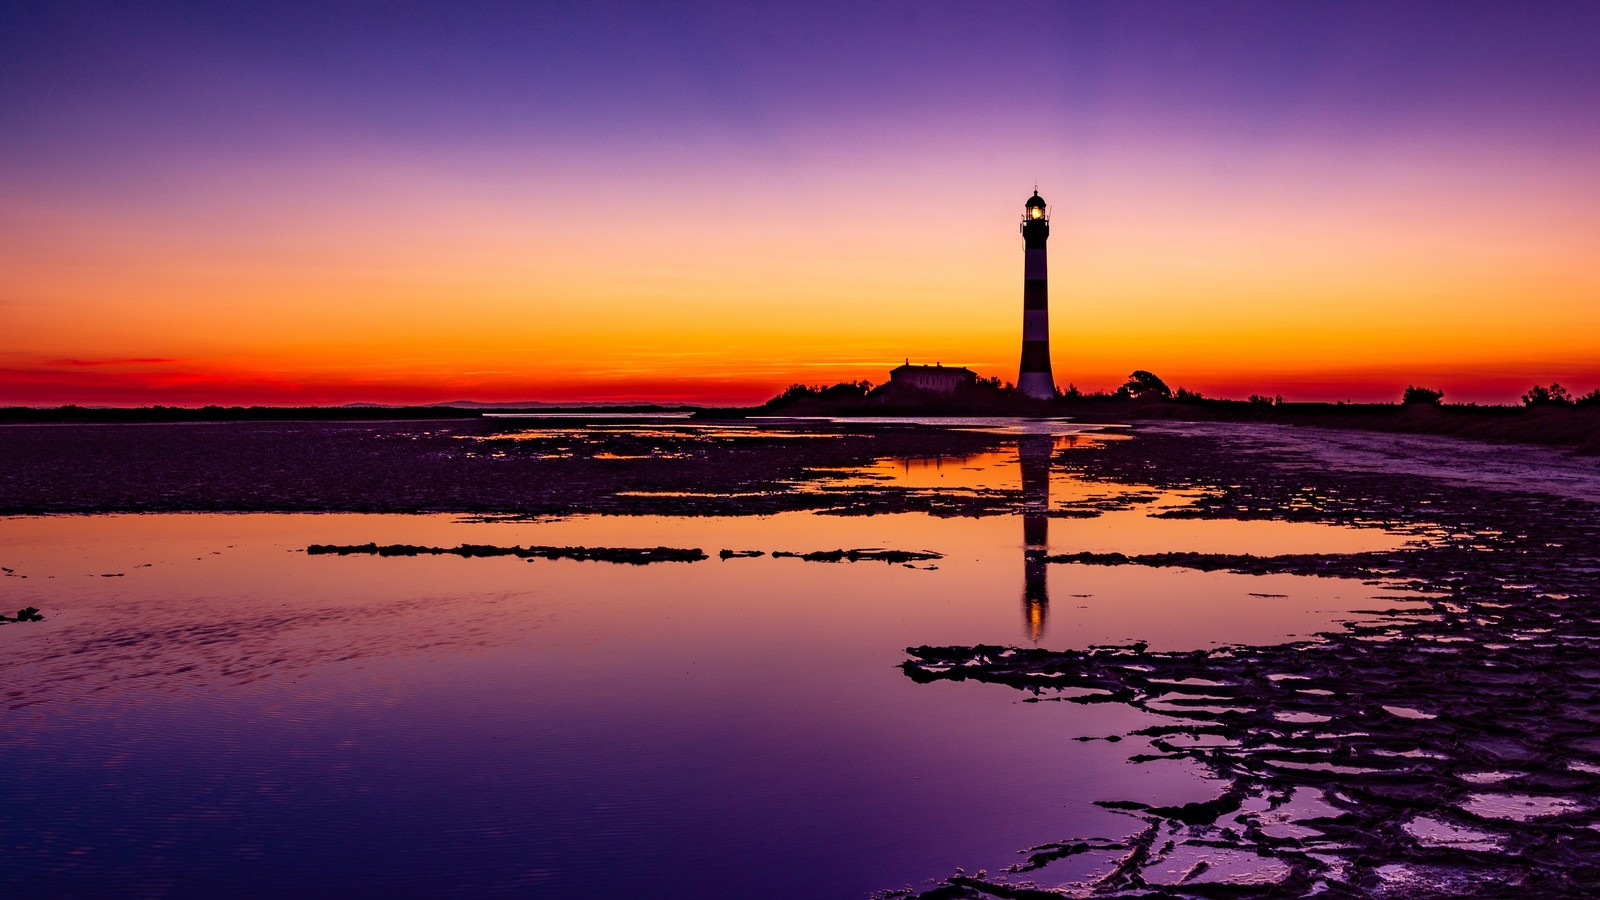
1025 190 1047 208
890 363 975 376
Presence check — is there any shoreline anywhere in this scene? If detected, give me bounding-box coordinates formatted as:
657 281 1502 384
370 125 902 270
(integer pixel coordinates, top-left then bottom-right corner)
7 399 1595 452
5 414 1599 895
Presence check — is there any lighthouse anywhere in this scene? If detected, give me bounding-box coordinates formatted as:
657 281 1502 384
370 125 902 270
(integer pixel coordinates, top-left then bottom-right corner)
1017 190 1056 399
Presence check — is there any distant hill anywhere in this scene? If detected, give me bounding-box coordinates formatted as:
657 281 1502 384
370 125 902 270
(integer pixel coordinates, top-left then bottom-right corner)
339 400 674 409
0 402 703 423
429 400 560 409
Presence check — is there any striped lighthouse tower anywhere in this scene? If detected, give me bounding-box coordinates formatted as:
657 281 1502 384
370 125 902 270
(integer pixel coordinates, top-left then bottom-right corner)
1017 190 1056 399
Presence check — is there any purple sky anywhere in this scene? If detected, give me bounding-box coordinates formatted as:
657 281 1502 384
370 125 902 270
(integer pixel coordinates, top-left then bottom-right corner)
4 2 1599 404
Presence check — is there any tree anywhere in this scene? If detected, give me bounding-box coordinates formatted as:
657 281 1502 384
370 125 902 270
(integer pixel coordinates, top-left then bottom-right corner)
1116 370 1171 400
1577 389 1600 409
1522 383 1573 407
774 384 820 403
1402 385 1443 406
816 380 872 400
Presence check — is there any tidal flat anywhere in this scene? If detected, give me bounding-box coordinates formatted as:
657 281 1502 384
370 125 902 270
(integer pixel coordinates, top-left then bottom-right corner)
2 418 1598 898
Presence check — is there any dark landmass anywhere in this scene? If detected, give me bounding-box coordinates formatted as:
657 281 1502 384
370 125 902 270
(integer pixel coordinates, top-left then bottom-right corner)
306 542 708 564
0 418 1017 515
0 404 697 424
708 384 1600 452
769 548 941 563
1032 549 1427 579
8 387 1599 452
422 399 696 410
0 405 482 423
1112 397 1600 453
305 543 943 565
889 428 1600 899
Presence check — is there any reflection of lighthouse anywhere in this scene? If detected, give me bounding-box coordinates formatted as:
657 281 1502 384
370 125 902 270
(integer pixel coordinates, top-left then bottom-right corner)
1018 433 1052 641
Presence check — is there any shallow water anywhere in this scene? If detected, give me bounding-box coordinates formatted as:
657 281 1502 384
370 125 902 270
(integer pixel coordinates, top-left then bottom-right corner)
1147 421 1600 503
0 427 1432 897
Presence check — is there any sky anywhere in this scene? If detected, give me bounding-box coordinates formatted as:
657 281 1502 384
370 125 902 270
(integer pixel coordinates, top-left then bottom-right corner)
3 0 1598 406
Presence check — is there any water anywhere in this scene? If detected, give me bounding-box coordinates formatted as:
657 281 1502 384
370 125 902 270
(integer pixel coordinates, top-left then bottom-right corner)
1146 421 1600 503
0 426 1428 897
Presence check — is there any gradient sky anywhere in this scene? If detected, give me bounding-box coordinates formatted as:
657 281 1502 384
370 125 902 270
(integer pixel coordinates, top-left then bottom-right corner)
3 1 1598 405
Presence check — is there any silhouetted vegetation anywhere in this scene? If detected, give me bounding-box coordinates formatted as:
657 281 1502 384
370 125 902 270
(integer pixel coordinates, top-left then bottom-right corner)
1402 385 1443 405
1523 383 1574 407
709 368 1600 452
771 381 874 404
1116 370 1171 400
745 375 1048 417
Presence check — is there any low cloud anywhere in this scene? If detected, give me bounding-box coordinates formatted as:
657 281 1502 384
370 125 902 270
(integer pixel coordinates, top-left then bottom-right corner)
45 357 185 368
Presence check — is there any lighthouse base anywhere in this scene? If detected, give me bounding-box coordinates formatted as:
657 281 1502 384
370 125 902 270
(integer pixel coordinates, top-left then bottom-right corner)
1017 372 1056 400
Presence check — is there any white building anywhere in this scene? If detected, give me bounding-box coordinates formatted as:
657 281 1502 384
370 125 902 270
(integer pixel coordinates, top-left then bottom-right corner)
888 363 977 395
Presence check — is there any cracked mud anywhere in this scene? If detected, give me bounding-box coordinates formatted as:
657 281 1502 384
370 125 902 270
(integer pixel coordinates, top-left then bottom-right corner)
892 427 1600 899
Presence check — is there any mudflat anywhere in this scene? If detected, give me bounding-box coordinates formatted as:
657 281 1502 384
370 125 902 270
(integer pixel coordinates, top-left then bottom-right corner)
3 417 1599 897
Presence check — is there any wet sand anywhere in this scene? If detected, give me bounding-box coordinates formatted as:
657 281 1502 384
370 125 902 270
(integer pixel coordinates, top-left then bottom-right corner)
897 424 1600 898
0 418 1015 516
3 418 1598 896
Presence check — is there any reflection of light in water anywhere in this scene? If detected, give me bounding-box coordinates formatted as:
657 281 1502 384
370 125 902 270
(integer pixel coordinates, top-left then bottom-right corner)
857 436 1072 641
1019 433 1053 642
822 433 1108 495
1024 595 1046 642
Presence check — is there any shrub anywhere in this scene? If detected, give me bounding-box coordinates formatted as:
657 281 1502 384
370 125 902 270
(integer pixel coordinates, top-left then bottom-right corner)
1522 383 1574 407
816 380 872 400
1402 385 1443 405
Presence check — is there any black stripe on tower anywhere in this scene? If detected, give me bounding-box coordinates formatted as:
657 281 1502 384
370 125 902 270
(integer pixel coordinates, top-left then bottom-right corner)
1023 280 1048 311
1023 515 1048 546
1020 340 1052 372
1024 556 1048 604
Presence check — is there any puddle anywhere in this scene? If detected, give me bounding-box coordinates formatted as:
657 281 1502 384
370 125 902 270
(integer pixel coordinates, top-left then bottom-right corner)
1382 705 1437 720
1459 793 1582 822
1403 816 1503 851
0 423 1449 898
0 504 1432 896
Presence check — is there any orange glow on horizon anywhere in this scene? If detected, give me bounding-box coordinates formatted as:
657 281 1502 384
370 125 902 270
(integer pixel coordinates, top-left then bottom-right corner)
4 135 1598 408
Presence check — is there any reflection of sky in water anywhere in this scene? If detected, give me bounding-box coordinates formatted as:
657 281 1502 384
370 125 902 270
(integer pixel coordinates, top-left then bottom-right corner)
0 428 1436 897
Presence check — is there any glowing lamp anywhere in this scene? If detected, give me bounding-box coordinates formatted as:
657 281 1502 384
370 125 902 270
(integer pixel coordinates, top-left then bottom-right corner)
1028 206 1043 220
